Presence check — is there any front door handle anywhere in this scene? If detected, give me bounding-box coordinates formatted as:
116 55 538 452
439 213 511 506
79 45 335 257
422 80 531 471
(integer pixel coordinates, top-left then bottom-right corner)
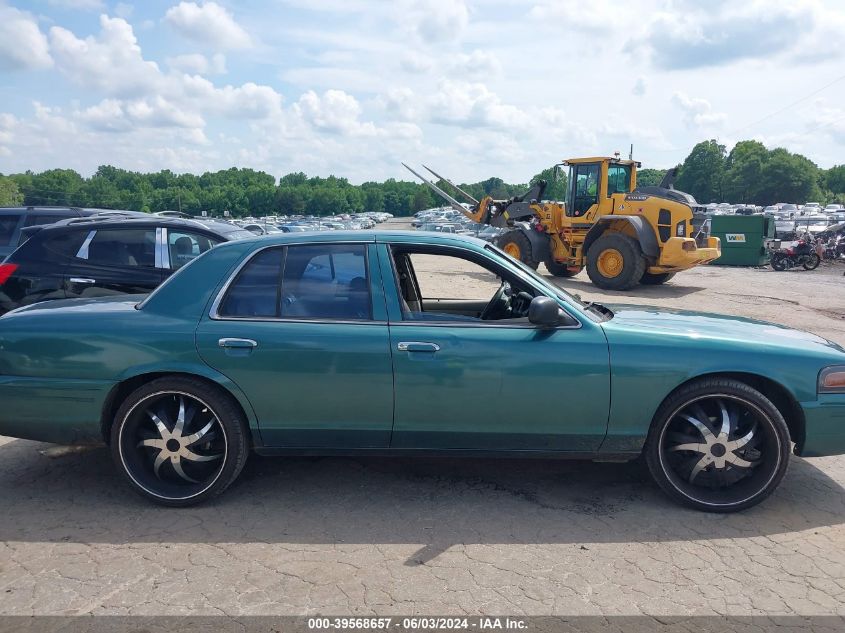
218 338 258 349
69 278 96 284
397 341 440 353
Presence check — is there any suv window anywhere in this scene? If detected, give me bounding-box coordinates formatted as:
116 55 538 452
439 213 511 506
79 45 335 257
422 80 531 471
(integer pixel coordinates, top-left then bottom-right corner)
78 229 156 267
218 244 371 320
0 215 22 245
168 230 221 270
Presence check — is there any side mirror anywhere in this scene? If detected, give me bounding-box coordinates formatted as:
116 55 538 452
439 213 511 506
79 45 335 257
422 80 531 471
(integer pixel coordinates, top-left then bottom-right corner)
528 296 561 327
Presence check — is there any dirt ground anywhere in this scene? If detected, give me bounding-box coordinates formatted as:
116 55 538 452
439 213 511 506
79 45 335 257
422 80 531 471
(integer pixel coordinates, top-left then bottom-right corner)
1 220 844 621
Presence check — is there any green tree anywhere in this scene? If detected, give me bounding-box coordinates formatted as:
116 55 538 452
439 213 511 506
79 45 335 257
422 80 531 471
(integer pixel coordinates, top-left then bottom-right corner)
635 168 664 187
676 140 726 203
0 175 24 206
722 140 768 203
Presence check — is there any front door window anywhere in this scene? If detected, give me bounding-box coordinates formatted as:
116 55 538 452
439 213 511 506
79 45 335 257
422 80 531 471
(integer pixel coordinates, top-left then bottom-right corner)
570 164 600 216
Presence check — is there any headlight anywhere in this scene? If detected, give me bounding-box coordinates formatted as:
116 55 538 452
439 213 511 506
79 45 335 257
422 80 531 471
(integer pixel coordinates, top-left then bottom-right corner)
819 366 845 393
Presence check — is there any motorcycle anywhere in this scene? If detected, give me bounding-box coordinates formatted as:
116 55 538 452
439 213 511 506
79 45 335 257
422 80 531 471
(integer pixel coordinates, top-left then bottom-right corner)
770 237 821 271
823 234 845 260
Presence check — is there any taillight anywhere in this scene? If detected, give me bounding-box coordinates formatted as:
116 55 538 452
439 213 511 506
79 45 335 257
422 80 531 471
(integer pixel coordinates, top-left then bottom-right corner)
0 263 18 286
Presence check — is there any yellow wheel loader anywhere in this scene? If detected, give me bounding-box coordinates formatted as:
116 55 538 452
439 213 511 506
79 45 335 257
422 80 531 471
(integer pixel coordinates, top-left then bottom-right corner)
404 158 721 290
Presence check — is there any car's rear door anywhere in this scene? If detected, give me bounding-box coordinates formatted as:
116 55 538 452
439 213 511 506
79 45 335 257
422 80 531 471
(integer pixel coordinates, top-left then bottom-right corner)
195 240 394 448
63 226 164 300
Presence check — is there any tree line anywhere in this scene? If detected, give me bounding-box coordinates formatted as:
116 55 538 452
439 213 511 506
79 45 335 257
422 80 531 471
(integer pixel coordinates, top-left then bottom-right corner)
0 140 842 215
675 139 844 206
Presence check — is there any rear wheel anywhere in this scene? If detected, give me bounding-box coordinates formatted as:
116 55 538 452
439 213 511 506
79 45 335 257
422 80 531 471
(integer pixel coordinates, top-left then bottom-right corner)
640 272 676 285
545 258 582 278
496 231 539 269
111 377 249 506
586 233 646 290
803 254 821 270
644 378 790 512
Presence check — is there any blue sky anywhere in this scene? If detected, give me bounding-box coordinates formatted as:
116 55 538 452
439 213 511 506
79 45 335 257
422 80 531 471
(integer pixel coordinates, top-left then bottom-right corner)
1 0 844 184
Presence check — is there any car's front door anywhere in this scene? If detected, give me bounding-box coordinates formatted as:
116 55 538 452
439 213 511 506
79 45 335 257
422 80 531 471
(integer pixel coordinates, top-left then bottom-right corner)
195 241 394 448
377 240 611 452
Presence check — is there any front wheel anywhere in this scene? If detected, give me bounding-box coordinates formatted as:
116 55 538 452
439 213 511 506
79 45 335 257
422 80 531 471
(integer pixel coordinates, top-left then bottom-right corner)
111 377 249 506
496 231 539 270
644 378 790 512
771 254 787 271
585 233 646 290
803 254 821 270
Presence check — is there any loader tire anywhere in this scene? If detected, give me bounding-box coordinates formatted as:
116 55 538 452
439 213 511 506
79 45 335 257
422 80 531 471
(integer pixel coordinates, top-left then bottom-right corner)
545 258 582 278
497 231 539 270
640 272 676 285
586 233 646 290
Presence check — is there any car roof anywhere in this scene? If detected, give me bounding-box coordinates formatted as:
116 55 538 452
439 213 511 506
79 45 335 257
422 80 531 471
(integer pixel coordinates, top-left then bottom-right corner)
44 215 232 232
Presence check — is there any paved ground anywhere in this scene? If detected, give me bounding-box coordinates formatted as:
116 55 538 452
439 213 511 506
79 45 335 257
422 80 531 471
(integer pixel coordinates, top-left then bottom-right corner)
1 220 845 618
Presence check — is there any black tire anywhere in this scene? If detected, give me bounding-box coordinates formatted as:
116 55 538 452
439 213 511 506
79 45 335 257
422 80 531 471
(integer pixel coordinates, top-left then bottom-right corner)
771 254 787 271
644 378 790 513
545 258 582 278
111 376 249 506
496 231 539 269
640 272 675 285
585 233 647 290
803 254 821 271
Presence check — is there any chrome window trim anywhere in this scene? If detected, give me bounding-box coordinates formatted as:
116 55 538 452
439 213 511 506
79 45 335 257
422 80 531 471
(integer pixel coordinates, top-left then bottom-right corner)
156 227 170 269
75 230 96 259
208 240 375 322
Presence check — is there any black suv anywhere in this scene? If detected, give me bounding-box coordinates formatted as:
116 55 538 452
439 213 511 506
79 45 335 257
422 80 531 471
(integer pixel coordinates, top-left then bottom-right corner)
0 206 112 259
0 216 254 314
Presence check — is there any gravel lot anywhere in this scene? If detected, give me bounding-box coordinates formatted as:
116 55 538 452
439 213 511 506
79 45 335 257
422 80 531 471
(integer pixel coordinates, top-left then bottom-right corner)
1 219 844 620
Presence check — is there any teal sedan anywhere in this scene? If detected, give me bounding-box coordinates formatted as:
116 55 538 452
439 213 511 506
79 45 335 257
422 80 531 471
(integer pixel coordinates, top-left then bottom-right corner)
1 231 844 511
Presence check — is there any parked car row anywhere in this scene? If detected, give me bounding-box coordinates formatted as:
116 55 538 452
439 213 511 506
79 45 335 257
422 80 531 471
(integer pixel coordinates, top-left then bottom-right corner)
411 206 508 242
233 211 393 235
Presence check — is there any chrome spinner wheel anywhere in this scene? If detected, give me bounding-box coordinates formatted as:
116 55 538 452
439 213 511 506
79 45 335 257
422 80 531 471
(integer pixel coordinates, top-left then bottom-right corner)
117 391 228 502
646 378 791 512
658 394 782 508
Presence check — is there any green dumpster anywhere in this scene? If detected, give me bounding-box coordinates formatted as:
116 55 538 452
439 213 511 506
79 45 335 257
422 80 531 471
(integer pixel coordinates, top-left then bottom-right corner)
710 215 775 266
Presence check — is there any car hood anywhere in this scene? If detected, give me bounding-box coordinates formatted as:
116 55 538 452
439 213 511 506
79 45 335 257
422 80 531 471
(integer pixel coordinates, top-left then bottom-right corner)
600 304 845 355
2 295 146 318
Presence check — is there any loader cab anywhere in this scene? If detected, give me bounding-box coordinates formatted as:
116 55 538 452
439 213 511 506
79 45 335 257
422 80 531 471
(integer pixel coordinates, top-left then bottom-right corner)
564 157 638 218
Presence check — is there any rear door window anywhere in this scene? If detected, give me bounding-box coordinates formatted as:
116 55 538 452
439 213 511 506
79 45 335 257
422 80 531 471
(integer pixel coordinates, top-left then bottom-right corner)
0 215 22 246
78 229 157 268
281 244 370 320
217 244 371 320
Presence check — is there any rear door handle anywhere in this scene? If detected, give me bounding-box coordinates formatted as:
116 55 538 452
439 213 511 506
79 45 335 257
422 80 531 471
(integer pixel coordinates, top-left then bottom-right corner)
397 341 440 353
218 338 258 349
69 278 96 284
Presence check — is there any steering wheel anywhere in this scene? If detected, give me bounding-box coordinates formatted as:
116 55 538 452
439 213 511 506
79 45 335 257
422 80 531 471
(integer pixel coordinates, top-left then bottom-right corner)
480 281 511 320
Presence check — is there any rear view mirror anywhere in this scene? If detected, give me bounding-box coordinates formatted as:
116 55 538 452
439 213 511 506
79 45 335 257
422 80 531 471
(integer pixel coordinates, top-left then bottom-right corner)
528 296 561 327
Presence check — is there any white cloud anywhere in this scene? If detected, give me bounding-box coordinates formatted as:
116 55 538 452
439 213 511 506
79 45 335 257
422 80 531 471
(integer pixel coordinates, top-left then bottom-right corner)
398 0 469 43
400 52 433 74
529 0 633 32
630 1 842 69
49 15 161 97
672 92 727 130
429 80 530 130
166 52 226 75
632 76 647 96
0 5 53 71
164 1 252 50
451 50 501 79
